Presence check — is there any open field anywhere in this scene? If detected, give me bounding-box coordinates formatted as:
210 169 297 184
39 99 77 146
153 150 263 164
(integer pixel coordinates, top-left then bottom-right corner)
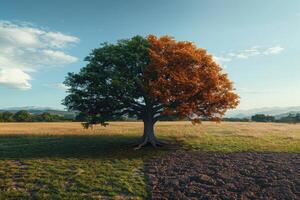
0 121 299 199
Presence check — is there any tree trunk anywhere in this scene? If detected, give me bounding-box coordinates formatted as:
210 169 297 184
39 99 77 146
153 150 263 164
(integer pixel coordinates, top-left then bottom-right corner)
134 112 164 149
142 118 157 147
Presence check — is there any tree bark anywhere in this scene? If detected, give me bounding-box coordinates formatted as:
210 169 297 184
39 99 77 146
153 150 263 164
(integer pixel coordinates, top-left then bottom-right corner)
142 118 157 146
134 111 164 149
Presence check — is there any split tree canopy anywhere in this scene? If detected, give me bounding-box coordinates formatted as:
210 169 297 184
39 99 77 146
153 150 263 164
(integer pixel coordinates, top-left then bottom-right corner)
63 35 239 148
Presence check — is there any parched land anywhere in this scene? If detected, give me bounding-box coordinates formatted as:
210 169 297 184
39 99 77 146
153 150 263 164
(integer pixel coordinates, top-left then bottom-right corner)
0 122 299 199
147 152 299 199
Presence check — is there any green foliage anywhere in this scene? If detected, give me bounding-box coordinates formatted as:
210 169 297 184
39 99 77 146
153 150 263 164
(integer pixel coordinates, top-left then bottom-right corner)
34 112 65 122
277 113 300 123
63 35 153 126
0 112 69 122
13 110 33 122
1 111 14 122
223 117 250 122
251 114 275 122
250 113 300 123
63 35 239 135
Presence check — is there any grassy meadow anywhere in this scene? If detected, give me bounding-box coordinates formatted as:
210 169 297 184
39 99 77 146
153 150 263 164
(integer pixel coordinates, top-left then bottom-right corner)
0 121 299 199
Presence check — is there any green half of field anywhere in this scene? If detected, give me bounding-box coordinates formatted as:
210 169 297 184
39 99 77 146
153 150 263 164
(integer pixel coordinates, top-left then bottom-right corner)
0 122 299 199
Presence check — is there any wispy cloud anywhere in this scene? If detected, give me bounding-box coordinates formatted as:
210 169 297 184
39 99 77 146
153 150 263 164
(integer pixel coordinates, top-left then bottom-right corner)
0 20 79 90
213 45 284 65
213 56 232 64
237 87 281 94
263 46 284 55
43 83 70 90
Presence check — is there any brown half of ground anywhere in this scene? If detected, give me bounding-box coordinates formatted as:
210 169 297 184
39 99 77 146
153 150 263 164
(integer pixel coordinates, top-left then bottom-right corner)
146 152 300 200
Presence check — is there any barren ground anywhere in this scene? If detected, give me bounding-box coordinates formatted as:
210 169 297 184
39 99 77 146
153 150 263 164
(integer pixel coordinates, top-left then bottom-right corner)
147 151 300 200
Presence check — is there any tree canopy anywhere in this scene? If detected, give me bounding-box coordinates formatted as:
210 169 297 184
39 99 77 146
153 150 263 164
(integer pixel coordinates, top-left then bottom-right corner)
0 111 69 122
63 35 239 147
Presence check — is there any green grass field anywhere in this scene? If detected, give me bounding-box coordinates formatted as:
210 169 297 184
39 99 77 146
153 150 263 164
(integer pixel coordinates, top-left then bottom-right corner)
0 121 299 199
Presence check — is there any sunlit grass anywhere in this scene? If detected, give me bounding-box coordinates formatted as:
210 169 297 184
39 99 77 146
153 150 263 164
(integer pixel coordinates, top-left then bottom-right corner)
0 121 299 198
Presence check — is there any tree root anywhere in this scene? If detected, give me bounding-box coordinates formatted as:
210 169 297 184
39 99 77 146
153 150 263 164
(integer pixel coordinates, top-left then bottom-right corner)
134 138 149 150
133 137 168 150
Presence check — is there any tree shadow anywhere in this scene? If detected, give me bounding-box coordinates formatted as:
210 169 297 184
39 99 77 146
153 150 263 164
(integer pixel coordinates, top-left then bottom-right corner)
0 134 178 160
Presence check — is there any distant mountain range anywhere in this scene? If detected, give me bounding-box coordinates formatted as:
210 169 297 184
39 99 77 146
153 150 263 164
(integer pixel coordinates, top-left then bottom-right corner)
1 106 300 120
0 106 77 118
226 106 300 119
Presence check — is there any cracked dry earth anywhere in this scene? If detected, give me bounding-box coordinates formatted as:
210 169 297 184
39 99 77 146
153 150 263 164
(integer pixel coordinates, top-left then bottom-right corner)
146 152 300 200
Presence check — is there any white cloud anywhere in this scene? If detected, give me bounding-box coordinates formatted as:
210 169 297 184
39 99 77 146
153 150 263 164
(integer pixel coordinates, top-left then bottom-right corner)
213 45 284 64
43 32 79 48
43 83 70 90
237 87 280 94
0 21 79 90
213 56 232 64
41 50 78 65
0 68 31 90
263 46 284 55
235 47 261 59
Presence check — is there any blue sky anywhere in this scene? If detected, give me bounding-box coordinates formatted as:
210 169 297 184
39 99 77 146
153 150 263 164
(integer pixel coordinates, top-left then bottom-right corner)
0 0 299 110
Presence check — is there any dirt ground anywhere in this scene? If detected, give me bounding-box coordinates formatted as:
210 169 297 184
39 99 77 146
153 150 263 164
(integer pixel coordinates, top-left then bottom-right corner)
146 152 300 200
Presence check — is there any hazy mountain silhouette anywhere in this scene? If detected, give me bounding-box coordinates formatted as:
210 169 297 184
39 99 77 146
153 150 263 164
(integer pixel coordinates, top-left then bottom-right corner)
226 106 300 118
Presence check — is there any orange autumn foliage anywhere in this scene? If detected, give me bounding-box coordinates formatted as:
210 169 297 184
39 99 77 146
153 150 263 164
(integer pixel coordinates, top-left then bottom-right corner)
145 35 239 122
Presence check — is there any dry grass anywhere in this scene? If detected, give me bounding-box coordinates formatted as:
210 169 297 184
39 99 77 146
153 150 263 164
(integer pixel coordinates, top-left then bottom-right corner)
1 121 299 153
1 121 300 139
0 122 142 135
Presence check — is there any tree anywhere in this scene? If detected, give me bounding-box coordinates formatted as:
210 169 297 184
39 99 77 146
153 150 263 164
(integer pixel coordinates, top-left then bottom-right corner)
277 113 300 123
36 112 53 122
296 113 300 122
1 111 14 122
13 110 32 122
251 114 275 122
63 35 239 148
34 112 65 122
